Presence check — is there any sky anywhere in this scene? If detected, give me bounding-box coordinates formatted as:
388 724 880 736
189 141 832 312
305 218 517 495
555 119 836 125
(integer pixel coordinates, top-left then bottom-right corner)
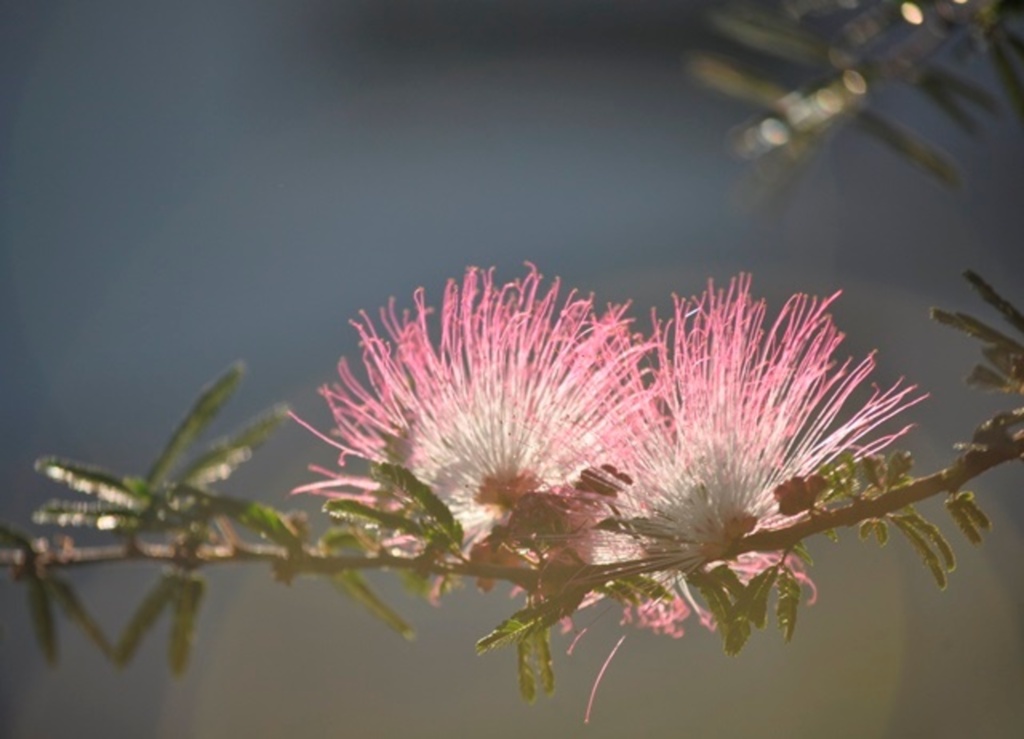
2 2 1024 737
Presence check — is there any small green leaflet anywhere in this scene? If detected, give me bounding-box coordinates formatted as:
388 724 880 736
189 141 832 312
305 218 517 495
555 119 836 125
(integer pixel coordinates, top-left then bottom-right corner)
516 629 554 703
891 509 955 590
146 363 245 488
371 463 464 548
476 589 588 654
172 484 303 551
323 499 424 537
775 568 800 643
27 576 57 666
180 404 290 486
169 573 206 676
45 575 113 658
332 571 415 641
115 574 180 666
945 491 991 546
35 457 147 509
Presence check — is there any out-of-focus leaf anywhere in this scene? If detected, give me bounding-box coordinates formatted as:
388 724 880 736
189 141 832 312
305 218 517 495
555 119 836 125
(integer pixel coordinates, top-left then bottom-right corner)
790 541 813 565
33 500 140 531
115 574 179 665
931 309 1024 354
45 576 112 658
324 499 424 537
0 521 34 549
147 363 245 489
319 528 364 552
35 458 147 509
915 67 998 134
332 571 415 641
964 271 1024 336
688 53 787 107
169 573 205 676
477 589 588 654
27 576 57 666
180 404 290 485
173 485 302 550
966 364 1014 392
992 36 1024 123
709 4 832 65
597 575 673 605
854 110 960 186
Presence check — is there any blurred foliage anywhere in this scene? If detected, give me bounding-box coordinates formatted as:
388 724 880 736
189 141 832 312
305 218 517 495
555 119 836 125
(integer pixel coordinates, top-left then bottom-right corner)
689 0 1024 204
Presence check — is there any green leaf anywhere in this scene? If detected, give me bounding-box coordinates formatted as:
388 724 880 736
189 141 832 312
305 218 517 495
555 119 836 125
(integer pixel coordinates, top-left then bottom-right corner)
323 499 424 537
169 573 205 676
884 451 914 488
476 589 588 654
775 568 800 643
896 511 956 572
319 528 365 553
33 500 140 531
874 520 890 547
789 541 813 566
517 639 537 704
854 110 960 187
535 630 555 696
708 4 832 65
115 574 179 666
992 36 1024 123
372 463 463 547
742 567 779 630
44 576 113 658
945 491 991 546
27 576 57 666
35 458 147 509
687 53 788 107
964 271 1024 337
332 571 415 641
597 575 673 605
915 67 997 135
860 455 883 491
180 404 290 485
823 528 840 543
931 308 1024 355
891 515 948 589
147 363 245 489
0 521 34 549
172 484 303 550
706 564 745 598
966 365 1013 392
689 567 749 655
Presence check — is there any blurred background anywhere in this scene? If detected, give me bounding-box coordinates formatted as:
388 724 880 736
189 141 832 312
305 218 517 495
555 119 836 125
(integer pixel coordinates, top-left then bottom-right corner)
2 1 1024 737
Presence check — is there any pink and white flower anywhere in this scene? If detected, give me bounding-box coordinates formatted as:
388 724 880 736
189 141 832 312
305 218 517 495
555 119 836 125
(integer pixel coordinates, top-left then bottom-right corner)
302 265 650 541
609 274 924 573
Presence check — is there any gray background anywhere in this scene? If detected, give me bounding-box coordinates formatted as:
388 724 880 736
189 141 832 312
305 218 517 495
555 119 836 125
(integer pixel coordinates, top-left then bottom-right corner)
2 1 1024 737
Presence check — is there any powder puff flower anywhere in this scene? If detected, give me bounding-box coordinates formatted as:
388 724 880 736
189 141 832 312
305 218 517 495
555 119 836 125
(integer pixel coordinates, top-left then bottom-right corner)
302 265 650 542
607 274 924 574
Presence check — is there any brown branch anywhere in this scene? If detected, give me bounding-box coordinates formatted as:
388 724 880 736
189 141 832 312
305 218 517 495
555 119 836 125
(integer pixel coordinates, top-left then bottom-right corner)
0 538 540 589
731 430 1024 557
3 432 1023 592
